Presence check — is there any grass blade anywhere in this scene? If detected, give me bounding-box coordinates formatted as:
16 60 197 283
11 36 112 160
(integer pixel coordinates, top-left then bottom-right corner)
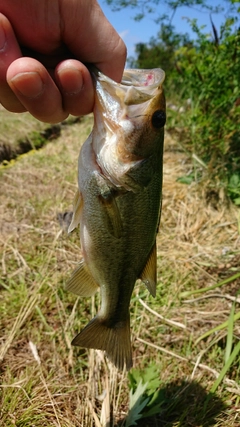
180 272 240 299
210 340 240 394
225 302 236 364
195 311 240 345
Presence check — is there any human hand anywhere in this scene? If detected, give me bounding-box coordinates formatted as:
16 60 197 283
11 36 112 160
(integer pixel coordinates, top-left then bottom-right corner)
0 0 126 123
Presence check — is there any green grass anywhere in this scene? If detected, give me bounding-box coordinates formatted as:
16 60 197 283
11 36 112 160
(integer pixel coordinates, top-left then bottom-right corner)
0 115 240 426
0 106 80 162
0 107 47 145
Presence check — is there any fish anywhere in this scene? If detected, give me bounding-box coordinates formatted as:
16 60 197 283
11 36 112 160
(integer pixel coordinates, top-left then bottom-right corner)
67 67 166 370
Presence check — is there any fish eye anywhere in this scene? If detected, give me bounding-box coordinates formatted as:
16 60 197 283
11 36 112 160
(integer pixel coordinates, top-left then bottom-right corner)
151 110 166 128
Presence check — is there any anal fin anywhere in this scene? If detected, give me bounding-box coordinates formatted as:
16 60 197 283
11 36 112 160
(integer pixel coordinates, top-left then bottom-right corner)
66 260 99 297
140 242 157 297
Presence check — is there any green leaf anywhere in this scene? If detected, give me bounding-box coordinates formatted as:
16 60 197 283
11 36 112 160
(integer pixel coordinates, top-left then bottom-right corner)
234 197 240 205
125 381 150 427
126 365 165 423
128 365 160 394
177 175 195 185
141 388 165 418
229 173 240 187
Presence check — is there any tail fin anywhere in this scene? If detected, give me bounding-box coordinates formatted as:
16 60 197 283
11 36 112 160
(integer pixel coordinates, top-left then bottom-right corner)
72 316 132 371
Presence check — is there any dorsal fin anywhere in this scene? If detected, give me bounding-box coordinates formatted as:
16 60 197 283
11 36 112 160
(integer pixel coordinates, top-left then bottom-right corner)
140 242 157 297
66 260 99 297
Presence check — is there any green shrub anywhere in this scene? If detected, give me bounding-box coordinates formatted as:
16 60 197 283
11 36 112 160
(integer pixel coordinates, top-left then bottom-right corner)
172 18 240 203
129 13 240 204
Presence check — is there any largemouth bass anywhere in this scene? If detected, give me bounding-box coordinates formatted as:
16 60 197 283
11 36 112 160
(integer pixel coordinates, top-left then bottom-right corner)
67 68 166 370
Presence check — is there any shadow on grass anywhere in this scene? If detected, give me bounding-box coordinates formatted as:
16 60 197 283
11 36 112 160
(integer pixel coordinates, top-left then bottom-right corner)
115 379 226 427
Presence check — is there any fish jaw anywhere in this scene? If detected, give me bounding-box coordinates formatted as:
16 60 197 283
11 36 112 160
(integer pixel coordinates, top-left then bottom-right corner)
91 68 166 190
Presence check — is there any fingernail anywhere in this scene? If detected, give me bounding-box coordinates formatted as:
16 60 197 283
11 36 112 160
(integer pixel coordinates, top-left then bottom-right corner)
10 72 44 98
0 25 6 50
57 68 83 95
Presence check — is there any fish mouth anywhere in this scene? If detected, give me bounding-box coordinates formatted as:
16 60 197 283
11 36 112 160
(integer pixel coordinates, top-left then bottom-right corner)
89 66 165 190
91 67 165 106
90 66 165 88
121 68 165 88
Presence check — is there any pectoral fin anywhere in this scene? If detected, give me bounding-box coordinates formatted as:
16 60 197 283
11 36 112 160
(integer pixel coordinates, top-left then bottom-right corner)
140 242 157 297
66 260 99 297
99 192 123 239
68 190 83 233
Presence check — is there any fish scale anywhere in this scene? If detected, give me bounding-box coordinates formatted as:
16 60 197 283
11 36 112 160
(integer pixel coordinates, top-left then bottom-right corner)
67 67 166 370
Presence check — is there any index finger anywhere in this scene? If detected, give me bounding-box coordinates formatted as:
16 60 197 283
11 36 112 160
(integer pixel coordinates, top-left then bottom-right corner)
60 0 127 82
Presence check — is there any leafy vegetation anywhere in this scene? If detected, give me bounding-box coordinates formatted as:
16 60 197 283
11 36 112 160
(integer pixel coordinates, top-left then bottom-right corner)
129 15 240 204
125 365 165 425
173 18 240 205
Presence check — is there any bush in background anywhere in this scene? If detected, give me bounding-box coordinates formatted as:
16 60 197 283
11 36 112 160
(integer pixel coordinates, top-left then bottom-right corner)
129 16 240 205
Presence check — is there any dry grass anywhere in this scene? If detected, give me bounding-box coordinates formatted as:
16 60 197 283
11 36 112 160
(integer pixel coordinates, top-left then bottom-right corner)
0 116 239 426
